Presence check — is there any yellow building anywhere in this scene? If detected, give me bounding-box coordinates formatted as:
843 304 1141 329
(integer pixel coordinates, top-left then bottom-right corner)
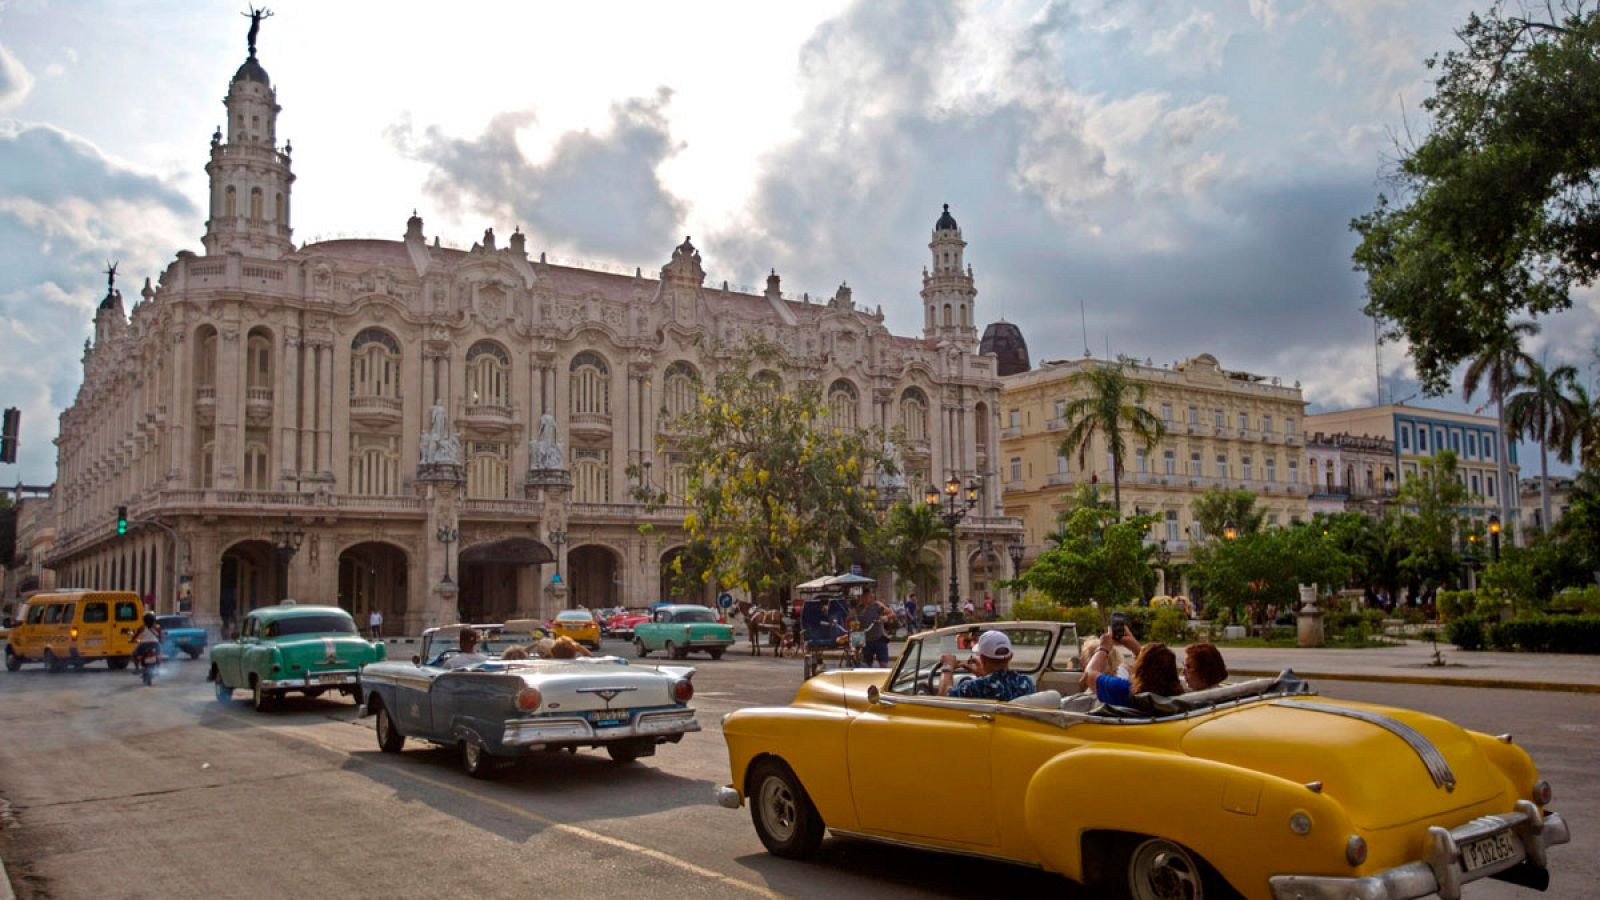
999 354 1310 571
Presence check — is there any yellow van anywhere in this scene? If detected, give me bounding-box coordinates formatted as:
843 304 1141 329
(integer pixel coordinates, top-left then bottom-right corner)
5 591 145 672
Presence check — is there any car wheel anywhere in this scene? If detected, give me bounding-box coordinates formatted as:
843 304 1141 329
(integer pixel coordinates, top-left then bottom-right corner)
666 640 686 660
1121 836 1237 900
708 647 725 661
5 649 21 672
348 685 365 707
44 649 63 674
106 656 130 670
461 740 497 779
251 678 276 712
635 638 649 658
375 704 405 753
214 676 233 703
185 648 202 660
748 758 825 859
606 740 648 764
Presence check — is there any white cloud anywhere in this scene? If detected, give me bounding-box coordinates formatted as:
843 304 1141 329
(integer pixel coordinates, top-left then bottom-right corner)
1145 9 1230 73
0 41 33 109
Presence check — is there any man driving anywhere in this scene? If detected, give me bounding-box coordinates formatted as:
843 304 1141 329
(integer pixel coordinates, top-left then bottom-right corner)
441 627 490 670
938 630 1034 701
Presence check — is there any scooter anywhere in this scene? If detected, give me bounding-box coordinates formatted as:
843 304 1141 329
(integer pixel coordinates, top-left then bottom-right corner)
135 645 160 686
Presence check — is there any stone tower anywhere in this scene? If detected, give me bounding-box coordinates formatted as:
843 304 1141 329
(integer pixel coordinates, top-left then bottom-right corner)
921 204 978 347
202 32 295 258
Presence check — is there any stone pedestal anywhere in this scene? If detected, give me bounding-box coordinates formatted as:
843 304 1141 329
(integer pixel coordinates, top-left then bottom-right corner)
417 463 465 630
1296 583 1324 648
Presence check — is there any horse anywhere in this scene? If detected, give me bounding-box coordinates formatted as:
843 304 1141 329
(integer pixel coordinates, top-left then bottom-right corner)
731 600 785 657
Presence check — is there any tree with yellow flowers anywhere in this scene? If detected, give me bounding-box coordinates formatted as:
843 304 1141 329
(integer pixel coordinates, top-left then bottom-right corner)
637 339 895 607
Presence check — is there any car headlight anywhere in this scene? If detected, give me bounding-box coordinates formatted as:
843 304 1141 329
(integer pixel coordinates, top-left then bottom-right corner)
1288 812 1312 835
1345 834 1368 867
1533 780 1552 806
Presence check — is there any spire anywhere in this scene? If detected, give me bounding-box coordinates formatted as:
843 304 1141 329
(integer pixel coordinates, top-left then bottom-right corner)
921 203 977 345
204 11 295 258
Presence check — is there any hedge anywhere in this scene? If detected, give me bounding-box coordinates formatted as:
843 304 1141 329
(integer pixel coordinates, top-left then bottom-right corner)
1447 615 1489 651
1487 615 1600 654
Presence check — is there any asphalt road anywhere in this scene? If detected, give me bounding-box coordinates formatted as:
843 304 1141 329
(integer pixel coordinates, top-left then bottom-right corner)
0 641 1594 899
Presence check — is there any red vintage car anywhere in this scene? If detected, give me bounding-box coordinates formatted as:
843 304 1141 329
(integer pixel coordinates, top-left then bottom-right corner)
605 610 651 640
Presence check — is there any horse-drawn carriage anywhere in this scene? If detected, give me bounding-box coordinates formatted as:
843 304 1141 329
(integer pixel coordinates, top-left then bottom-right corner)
795 574 875 679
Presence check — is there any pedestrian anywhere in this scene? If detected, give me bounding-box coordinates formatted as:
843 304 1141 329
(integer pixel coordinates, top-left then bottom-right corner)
982 593 995 620
368 607 384 639
961 596 976 618
855 590 893 667
902 593 919 636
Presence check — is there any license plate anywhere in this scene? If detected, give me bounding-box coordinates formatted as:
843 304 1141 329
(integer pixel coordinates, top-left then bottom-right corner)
85 638 103 647
314 673 349 684
1462 832 1517 871
591 714 626 728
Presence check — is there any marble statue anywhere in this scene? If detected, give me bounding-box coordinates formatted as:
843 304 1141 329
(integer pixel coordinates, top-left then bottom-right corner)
420 400 460 465
530 413 565 470
877 439 907 491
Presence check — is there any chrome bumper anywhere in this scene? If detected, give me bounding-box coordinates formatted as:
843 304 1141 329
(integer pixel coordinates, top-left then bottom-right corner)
501 709 701 747
715 785 743 809
1270 803 1569 900
261 669 362 690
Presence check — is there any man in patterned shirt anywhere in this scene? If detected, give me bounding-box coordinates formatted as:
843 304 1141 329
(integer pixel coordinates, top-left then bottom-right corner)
938 630 1035 701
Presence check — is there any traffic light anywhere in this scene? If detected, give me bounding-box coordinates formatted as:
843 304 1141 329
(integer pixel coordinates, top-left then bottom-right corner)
0 407 18 464
116 505 128 536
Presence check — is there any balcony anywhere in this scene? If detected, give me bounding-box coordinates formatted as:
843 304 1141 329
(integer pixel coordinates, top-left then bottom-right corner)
1045 472 1074 486
461 498 541 518
462 402 516 434
1186 422 1201 434
568 411 612 440
350 394 403 428
1003 479 1025 492
1001 425 1023 439
246 386 273 423
901 438 931 459
195 385 216 424
1045 417 1066 432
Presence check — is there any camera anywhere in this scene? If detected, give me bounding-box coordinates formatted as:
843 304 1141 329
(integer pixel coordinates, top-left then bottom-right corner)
1111 612 1129 641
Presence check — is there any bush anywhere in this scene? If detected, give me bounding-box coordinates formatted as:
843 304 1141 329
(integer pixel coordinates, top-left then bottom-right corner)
1397 608 1431 625
1325 611 1366 638
1487 615 1600 653
1361 608 1390 636
1447 615 1489 651
1437 590 1466 622
1011 591 1074 623
1147 606 1190 644
1550 586 1600 615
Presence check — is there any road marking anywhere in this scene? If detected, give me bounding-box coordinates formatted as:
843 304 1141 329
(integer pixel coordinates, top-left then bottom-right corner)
224 708 783 899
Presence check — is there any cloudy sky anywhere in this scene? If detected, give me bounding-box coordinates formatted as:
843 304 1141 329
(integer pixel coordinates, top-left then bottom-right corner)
2 0 1596 486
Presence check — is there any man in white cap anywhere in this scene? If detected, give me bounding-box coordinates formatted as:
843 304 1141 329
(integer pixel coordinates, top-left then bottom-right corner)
938 630 1035 701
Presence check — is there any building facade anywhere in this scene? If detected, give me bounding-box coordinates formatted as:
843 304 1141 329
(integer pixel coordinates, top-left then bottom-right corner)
1304 432 1396 517
2 490 56 620
43 34 1019 633
999 353 1310 574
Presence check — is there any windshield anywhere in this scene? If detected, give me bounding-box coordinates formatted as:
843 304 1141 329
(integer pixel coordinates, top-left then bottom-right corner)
555 611 594 623
264 614 359 637
671 608 718 623
158 616 196 629
887 627 1055 695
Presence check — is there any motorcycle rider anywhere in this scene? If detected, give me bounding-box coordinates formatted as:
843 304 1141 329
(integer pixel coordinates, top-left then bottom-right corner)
131 611 163 671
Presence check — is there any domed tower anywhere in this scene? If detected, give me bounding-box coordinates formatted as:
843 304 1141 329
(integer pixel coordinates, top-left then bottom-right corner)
921 204 978 347
201 13 295 258
979 321 1030 376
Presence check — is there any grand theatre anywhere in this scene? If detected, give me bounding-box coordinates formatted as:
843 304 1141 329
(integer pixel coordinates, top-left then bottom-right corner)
44 31 1020 632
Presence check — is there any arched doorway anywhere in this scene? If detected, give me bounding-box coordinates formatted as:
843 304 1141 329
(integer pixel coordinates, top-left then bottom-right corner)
968 547 999 616
659 546 685 604
219 540 277 631
337 542 408 629
459 537 552 622
568 544 619 609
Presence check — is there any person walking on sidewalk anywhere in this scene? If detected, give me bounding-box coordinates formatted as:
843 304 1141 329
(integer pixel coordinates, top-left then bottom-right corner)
368 607 384 639
902 593 919 636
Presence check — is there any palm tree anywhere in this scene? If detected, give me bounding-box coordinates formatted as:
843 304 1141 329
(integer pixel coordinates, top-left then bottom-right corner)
1570 382 1599 472
1505 360 1583 533
883 501 948 602
1057 361 1166 517
1462 320 1537 527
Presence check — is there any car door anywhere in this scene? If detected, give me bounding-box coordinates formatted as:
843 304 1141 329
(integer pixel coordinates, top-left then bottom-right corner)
847 694 998 846
228 615 258 686
78 599 112 657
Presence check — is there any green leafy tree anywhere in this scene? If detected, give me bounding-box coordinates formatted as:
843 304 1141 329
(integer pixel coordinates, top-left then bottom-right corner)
648 339 890 605
1396 451 1469 586
1319 510 1409 600
1013 507 1156 606
1462 320 1537 524
1190 488 1266 541
1188 525 1356 624
1351 4 1600 392
878 500 948 602
1056 361 1166 517
1505 359 1584 532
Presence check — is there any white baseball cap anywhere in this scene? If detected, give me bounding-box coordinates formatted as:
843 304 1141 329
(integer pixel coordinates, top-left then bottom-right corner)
974 630 1013 660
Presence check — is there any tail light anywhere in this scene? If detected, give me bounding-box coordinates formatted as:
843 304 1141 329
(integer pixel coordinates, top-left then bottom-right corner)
70 627 79 640
1533 780 1552 806
516 687 542 712
673 679 694 703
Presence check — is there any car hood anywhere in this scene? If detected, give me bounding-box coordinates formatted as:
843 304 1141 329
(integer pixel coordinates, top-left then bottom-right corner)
1180 699 1504 829
511 663 691 714
273 634 384 669
162 628 207 640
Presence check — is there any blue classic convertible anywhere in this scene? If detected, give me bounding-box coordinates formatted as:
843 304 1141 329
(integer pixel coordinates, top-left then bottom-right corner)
357 626 702 777
156 614 208 659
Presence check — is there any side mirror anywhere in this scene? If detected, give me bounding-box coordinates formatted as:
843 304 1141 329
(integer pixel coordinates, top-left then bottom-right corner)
412 654 422 665
866 684 881 704
229 631 241 641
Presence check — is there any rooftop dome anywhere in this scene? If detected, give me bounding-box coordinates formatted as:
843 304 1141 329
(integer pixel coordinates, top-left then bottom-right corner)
935 203 959 231
980 321 1030 376
232 56 271 86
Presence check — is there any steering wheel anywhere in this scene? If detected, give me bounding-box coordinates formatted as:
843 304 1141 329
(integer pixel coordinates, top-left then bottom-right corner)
428 648 460 667
923 660 947 696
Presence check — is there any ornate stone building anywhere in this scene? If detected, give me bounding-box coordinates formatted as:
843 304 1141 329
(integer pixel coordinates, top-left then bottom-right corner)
43 33 1018 632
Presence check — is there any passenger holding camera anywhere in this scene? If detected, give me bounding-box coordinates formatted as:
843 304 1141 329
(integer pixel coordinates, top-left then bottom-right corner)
1084 615 1182 706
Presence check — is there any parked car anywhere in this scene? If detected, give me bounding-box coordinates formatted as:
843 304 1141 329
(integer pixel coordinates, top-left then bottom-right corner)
6 590 143 671
156 614 208 660
605 610 651 641
359 625 701 777
634 604 734 660
549 609 601 650
718 621 1569 900
208 602 386 711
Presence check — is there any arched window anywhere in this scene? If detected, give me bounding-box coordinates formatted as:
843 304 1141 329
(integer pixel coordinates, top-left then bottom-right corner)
195 326 218 388
225 186 237 218
574 448 609 503
349 435 400 496
467 441 510 499
249 187 263 223
200 432 215 489
753 370 781 404
244 442 270 490
900 388 929 442
466 341 510 408
274 193 283 224
350 329 401 399
570 351 610 416
828 380 858 432
246 332 272 389
665 453 691 505
662 361 699 421
943 304 953 327
960 304 969 326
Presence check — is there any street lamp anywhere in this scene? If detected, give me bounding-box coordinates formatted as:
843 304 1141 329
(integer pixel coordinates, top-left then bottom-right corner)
1007 541 1026 578
548 528 567 585
1154 538 1172 600
924 475 980 625
436 524 459 586
1488 514 1501 562
269 512 305 602
1222 518 1238 541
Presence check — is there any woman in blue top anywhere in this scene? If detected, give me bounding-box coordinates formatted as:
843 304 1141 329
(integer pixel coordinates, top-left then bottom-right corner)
1083 626 1182 705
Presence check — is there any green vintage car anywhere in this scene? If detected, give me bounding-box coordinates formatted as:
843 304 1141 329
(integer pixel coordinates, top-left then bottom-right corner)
209 602 386 712
633 604 734 660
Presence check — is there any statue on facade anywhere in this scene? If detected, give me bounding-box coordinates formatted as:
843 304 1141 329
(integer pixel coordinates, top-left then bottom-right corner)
243 6 273 57
877 439 906 493
420 400 460 465
530 413 565 470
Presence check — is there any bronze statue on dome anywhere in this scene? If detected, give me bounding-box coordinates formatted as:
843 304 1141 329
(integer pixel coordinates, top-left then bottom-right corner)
243 6 273 57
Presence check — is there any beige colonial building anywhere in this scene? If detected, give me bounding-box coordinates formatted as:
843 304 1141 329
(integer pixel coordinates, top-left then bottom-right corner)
1304 432 1397 518
2 490 56 619
43 37 1018 633
999 353 1310 573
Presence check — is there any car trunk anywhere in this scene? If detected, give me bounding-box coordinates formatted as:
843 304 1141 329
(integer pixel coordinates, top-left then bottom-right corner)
276 635 376 673
1180 700 1504 829
515 664 680 715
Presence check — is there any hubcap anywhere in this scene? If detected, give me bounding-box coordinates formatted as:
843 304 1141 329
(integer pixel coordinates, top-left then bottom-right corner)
1130 840 1203 900
758 776 798 842
378 709 391 741
464 742 481 769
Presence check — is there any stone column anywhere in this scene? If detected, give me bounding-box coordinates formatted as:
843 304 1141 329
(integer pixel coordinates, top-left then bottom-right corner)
297 339 316 473
189 527 222 633
279 332 301 481
216 321 243 487
416 466 464 632
316 342 335 478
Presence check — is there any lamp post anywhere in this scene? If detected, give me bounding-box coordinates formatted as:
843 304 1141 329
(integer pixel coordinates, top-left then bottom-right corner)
924 475 980 625
1487 514 1501 562
1222 518 1238 542
548 528 567 585
1154 538 1172 598
269 512 305 602
436 524 458 587
1007 541 1025 578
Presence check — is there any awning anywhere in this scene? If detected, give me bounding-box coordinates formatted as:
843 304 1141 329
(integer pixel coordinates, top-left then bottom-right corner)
459 538 554 566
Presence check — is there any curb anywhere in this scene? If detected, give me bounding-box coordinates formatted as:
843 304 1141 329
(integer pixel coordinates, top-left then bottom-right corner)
1230 668 1600 695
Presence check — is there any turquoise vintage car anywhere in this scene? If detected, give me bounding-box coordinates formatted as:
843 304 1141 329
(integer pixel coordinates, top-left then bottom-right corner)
209 602 386 711
633 604 734 660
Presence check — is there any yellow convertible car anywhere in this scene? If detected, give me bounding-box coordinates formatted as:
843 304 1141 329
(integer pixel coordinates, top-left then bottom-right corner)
718 622 1568 900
